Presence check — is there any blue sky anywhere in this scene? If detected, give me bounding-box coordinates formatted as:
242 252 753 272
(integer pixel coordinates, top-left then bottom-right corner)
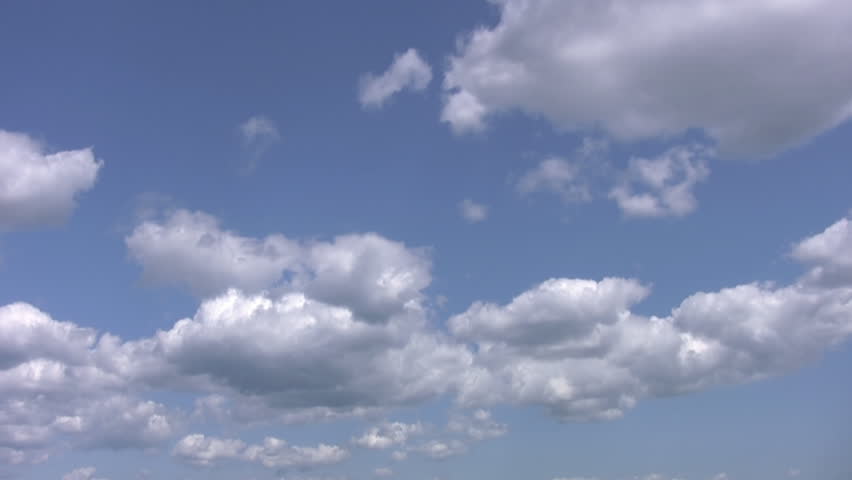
1 1 852 480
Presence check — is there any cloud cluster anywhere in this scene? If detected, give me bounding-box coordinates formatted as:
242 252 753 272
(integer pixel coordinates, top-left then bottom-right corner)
4 210 852 465
443 0 852 156
0 130 102 231
173 433 348 469
359 49 432 108
609 145 712 217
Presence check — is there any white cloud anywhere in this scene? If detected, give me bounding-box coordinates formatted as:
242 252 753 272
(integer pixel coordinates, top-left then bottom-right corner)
459 199 488 223
447 409 507 440
516 157 590 203
4 213 852 465
143 289 470 413
244 437 349 469
125 209 300 296
240 115 280 146
239 115 281 171
359 49 432 108
0 130 102 231
792 215 852 286
374 467 393 477
173 434 347 469
353 421 424 449
62 467 108 480
411 439 467 459
451 255 852 419
443 0 852 156
609 145 711 218
126 209 432 320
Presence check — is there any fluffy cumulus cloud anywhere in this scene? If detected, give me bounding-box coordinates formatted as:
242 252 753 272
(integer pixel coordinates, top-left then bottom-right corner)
0 130 102 231
451 266 852 419
126 209 431 320
609 145 712 218
442 0 852 156
125 209 301 296
173 434 347 470
359 49 432 108
459 198 488 223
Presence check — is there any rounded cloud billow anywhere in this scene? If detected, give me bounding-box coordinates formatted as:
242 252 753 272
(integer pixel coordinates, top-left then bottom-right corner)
442 0 852 156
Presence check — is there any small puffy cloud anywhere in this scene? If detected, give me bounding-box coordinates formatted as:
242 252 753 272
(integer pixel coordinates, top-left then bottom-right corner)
62 467 108 480
443 0 852 156
516 157 590 203
353 421 424 449
359 49 432 108
787 468 801 478
792 215 852 286
391 450 407 461
240 115 280 146
0 130 102 231
609 145 711 218
411 439 467 459
459 199 488 223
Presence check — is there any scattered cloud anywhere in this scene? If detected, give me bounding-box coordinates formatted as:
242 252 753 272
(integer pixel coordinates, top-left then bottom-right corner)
442 0 852 156
0 130 102 231
374 467 393 477
459 198 488 223
516 157 590 203
609 145 712 218
359 49 432 108
239 115 281 171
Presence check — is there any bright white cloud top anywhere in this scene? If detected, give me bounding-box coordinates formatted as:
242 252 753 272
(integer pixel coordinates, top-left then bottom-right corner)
0 130 102 231
442 0 852 156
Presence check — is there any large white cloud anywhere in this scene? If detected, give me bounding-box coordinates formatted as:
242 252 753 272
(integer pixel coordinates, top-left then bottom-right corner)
451 274 852 419
0 130 102 230
443 0 852 156
126 210 432 320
